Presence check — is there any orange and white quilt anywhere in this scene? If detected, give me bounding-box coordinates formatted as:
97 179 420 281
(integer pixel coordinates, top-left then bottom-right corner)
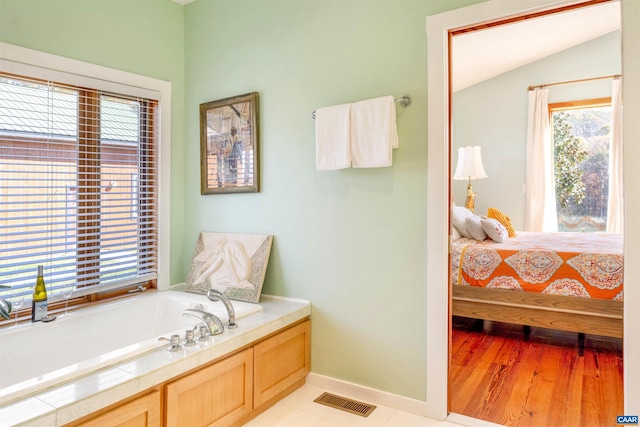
451 231 624 301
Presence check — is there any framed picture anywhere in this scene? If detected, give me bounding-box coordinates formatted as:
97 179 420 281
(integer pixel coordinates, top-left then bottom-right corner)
184 232 273 303
200 92 259 194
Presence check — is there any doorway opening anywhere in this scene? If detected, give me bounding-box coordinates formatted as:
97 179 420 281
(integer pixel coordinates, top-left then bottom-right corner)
430 2 621 426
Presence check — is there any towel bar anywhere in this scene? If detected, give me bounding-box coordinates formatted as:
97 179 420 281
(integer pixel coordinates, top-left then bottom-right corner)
311 95 412 120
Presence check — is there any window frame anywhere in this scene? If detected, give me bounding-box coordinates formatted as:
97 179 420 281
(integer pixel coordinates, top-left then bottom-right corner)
0 42 171 319
548 96 613 232
549 97 612 112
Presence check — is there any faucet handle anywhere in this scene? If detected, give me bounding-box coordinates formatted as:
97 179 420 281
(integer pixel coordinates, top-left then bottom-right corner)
198 325 210 341
158 334 183 352
184 327 197 347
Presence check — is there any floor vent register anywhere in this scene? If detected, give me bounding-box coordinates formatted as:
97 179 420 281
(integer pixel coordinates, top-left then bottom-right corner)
313 392 376 417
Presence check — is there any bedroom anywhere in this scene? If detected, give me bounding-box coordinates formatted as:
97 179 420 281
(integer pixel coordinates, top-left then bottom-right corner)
448 2 624 425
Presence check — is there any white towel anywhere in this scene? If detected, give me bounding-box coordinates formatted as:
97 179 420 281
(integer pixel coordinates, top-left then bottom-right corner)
315 103 352 170
350 95 398 168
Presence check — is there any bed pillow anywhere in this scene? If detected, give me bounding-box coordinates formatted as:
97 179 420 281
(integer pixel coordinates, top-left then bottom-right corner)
465 216 487 241
481 217 509 243
487 207 516 237
452 226 462 241
452 206 474 238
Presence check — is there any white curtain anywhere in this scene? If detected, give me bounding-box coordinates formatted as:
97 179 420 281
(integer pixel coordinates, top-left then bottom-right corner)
607 78 623 233
525 88 558 232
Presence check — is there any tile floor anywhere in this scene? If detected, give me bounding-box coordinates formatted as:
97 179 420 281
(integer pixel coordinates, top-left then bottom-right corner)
244 384 466 427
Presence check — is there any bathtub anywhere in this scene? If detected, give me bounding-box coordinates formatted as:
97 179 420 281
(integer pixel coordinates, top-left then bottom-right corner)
0 289 262 405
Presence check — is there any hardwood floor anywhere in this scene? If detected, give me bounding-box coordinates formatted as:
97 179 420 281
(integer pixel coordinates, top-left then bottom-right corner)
450 317 623 427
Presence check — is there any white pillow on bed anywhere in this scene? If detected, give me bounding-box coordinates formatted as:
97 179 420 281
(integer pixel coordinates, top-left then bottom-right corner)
452 206 473 238
481 217 509 243
452 226 462 241
465 216 487 241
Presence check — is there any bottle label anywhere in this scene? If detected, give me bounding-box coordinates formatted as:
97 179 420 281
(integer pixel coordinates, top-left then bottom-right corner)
32 300 48 322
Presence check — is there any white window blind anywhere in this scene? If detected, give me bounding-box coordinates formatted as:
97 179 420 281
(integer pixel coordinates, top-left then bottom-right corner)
0 73 158 300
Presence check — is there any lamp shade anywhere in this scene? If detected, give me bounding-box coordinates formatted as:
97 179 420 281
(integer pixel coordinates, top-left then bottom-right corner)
453 146 487 180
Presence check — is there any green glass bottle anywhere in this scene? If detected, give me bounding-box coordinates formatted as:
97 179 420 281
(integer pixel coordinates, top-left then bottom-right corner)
31 265 48 322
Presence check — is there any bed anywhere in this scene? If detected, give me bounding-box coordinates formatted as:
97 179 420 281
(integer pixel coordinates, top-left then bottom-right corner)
451 231 624 338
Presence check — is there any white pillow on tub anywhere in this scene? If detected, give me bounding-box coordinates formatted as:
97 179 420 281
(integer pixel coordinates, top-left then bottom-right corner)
452 206 473 238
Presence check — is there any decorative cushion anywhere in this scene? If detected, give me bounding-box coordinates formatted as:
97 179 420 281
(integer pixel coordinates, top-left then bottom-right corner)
465 216 487 241
452 206 474 238
481 217 509 243
487 207 516 237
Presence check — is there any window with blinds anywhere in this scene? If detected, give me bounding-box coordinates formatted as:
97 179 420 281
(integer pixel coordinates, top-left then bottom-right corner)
0 73 158 305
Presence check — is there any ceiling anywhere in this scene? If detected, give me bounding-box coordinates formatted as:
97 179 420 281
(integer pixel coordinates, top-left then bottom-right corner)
452 1 621 92
170 1 619 90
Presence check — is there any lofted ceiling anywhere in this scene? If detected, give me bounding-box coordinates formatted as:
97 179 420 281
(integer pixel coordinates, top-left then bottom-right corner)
170 0 619 91
451 1 621 92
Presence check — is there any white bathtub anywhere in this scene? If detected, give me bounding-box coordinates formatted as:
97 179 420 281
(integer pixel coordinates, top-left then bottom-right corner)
0 289 262 404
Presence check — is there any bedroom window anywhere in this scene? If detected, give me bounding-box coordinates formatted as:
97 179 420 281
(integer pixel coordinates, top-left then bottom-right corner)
550 98 612 232
0 73 158 311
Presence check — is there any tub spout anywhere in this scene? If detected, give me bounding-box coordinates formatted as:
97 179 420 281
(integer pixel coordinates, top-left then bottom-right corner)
207 289 237 329
0 285 12 320
183 309 224 336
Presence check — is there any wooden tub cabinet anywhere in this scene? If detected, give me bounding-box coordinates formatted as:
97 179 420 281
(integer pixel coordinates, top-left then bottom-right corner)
68 319 311 427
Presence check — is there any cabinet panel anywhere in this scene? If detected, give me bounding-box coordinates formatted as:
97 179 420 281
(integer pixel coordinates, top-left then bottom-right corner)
75 390 160 427
253 320 311 408
165 348 253 427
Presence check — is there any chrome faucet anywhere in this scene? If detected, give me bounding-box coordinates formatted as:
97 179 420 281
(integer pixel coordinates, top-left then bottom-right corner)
183 308 224 336
207 289 237 329
0 285 12 320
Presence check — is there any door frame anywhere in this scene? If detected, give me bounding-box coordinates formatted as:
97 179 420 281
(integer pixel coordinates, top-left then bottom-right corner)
425 0 640 421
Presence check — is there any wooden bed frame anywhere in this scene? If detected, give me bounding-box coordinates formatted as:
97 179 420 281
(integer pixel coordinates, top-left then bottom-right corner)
452 285 623 338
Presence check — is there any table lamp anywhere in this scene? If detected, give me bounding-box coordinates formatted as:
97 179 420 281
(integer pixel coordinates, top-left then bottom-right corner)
453 146 487 213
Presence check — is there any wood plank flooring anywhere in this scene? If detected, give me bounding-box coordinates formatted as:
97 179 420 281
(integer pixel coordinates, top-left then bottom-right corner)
450 317 623 427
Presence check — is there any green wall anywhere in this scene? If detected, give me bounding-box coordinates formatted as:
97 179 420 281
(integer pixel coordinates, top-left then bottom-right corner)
0 0 187 286
183 0 482 399
0 0 487 400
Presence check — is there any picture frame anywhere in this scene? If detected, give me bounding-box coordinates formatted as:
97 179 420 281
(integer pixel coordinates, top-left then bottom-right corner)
184 232 273 303
200 92 259 194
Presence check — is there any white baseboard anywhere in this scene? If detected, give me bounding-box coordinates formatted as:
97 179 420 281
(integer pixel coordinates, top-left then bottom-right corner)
305 374 506 427
305 373 431 418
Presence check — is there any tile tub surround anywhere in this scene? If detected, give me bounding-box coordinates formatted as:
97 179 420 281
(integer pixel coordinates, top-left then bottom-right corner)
0 288 263 404
0 292 311 427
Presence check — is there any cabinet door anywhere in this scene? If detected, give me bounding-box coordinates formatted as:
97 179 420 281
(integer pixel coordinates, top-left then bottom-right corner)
75 390 160 427
253 320 311 408
165 348 253 427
